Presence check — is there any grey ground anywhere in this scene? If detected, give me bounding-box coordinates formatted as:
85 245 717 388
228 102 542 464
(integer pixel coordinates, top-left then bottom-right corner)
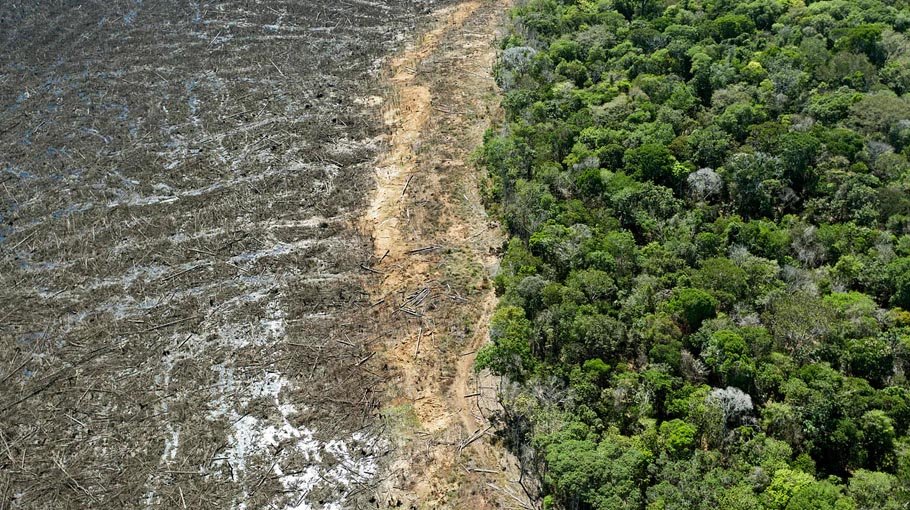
0 1 454 508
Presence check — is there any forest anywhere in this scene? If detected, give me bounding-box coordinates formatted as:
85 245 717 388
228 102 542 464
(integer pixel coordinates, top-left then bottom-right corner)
477 0 910 508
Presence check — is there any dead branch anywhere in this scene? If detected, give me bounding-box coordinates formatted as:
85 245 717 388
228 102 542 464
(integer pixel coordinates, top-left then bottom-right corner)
406 245 439 254
413 326 423 359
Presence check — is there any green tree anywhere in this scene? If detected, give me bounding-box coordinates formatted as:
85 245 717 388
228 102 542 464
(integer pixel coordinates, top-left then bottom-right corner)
690 257 749 307
659 418 697 457
763 469 816 510
861 410 896 470
764 293 835 361
624 143 680 186
848 469 900 510
544 433 649 510
687 125 733 167
711 14 756 41
808 89 863 124
703 330 755 389
725 152 785 218
844 336 894 387
886 257 910 309
716 102 767 141
834 24 886 66
785 480 854 510
666 288 718 333
475 306 536 381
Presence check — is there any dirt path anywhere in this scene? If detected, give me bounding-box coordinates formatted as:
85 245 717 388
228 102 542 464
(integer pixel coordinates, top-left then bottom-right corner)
359 1 534 507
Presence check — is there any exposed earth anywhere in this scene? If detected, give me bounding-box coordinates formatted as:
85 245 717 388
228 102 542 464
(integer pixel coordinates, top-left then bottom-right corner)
0 0 518 508
361 1 533 507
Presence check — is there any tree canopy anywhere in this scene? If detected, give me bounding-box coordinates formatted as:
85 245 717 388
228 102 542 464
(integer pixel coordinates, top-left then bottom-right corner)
480 0 910 508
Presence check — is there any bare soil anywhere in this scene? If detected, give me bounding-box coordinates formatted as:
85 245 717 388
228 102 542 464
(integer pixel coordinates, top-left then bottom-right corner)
360 1 534 507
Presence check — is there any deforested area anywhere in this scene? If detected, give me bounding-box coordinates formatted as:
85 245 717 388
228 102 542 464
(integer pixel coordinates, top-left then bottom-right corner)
0 1 465 508
478 0 910 508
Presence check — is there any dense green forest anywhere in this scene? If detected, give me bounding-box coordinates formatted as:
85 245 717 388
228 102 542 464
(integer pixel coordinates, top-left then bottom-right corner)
476 0 910 508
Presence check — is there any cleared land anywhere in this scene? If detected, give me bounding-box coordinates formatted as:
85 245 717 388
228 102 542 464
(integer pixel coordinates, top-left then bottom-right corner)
0 1 479 508
361 1 534 507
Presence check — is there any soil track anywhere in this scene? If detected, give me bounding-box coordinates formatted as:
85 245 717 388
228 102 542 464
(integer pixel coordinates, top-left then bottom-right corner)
362 1 533 507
